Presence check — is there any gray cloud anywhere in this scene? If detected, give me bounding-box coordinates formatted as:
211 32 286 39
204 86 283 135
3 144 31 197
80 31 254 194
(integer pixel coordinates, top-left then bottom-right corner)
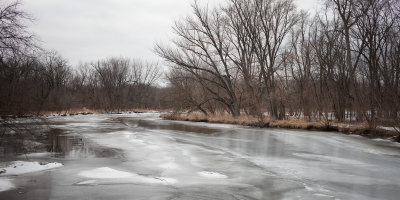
22 0 318 66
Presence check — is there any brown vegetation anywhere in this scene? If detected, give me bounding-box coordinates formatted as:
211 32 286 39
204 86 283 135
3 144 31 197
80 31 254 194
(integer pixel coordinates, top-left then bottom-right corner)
161 112 400 141
161 112 261 126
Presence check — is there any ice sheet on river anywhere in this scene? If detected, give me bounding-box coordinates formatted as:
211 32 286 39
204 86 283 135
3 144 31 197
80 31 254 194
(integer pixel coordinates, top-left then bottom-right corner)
63 115 400 199
2 113 399 200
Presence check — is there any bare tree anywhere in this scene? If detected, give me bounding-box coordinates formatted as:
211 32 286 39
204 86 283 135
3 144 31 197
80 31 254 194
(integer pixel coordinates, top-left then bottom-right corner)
92 58 130 111
131 60 161 86
156 2 242 116
0 0 37 60
230 0 299 119
224 0 263 118
353 0 400 127
167 68 214 114
128 60 161 109
41 51 71 113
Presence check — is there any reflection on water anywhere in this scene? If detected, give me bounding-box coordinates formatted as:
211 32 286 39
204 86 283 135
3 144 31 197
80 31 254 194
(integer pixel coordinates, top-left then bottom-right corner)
0 131 47 161
47 128 120 159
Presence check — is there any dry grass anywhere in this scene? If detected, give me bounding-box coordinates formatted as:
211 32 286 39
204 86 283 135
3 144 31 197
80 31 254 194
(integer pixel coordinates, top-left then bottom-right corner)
270 119 322 129
161 112 400 141
161 112 327 129
161 112 262 126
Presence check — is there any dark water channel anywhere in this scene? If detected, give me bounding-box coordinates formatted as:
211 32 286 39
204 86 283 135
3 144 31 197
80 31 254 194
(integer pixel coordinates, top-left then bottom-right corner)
1 113 400 200
47 128 121 159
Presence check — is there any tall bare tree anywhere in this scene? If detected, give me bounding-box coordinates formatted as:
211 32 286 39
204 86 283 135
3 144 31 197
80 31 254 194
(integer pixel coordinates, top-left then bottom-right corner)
156 2 241 116
92 58 130 111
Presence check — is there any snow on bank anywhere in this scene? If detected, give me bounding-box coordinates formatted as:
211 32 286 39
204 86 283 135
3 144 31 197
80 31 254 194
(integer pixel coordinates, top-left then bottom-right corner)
0 178 14 192
378 126 399 132
78 167 178 185
0 161 63 176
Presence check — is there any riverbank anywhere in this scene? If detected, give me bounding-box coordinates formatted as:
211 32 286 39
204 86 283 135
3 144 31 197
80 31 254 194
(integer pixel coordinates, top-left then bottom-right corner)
161 113 400 142
38 108 158 115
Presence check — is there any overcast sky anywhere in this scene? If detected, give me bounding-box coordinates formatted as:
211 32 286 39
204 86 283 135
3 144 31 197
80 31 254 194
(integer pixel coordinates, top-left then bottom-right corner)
22 0 320 67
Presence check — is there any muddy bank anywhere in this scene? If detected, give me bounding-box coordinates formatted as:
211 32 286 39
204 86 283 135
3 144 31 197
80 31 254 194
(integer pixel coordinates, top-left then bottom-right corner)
161 113 400 142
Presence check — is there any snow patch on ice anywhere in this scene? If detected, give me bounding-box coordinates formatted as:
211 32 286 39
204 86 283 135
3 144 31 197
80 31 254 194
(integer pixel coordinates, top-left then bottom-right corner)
313 193 336 198
197 171 228 179
303 183 334 198
304 184 314 191
79 167 134 179
78 167 178 185
0 178 14 192
129 139 145 145
0 161 63 176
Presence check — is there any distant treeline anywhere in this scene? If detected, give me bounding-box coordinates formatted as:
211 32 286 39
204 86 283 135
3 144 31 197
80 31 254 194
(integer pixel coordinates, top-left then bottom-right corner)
0 1 166 115
156 0 400 128
0 54 165 115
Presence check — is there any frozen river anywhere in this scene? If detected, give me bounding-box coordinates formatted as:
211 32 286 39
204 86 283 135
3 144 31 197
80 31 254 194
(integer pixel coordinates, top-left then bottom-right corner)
1 113 400 200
